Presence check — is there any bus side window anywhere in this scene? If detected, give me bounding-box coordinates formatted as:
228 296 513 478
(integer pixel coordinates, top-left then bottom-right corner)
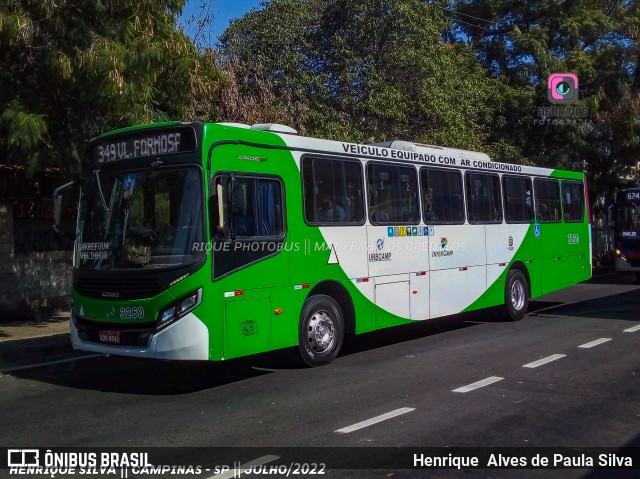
465 172 502 224
561 181 584 223
534 178 561 223
302 156 364 225
503 175 533 223
368 163 418 225
420 168 465 224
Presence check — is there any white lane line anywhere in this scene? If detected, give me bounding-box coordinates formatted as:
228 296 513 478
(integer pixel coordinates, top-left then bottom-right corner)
335 407 415 433
579 338 612 349
452 376 503 393
0 354 104 374
522 354 566 369
207 455 280 479
624 324 640 333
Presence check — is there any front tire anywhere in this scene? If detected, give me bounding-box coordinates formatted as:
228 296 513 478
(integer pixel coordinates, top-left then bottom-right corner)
298 294 344 367
503 269 529 321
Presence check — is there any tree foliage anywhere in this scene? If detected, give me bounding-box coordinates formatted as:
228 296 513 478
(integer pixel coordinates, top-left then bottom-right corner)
451 0 640 192
220 0 527 161
0 0 220 174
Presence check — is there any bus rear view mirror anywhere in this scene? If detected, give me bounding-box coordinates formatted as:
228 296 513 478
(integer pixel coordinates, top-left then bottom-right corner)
211 174 232 240
53 180 80 240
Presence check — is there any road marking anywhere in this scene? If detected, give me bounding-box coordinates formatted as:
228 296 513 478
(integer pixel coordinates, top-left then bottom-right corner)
0 354 104 374
522 354 566 369
452 376 503 393
207 455 280 479
335 407 415 433
579 338 612 349
624 324 640 333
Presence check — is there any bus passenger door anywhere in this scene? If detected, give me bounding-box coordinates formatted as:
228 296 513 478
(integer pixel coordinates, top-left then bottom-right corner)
210 173 289 359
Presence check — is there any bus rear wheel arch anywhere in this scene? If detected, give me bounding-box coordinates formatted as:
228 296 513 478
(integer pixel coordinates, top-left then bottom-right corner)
298 294 344 367
503 268 529 321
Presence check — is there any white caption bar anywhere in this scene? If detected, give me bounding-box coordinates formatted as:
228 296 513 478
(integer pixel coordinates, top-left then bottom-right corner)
335 407 415 433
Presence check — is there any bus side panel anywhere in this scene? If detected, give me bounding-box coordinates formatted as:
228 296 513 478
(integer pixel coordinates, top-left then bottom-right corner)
430 265 485 318
350 278 376 334
463 224 541 311
374 274 411 329
482 223 532 308
270 284 308 350
429 224 486 318
538 220 587 294
224 296 271 359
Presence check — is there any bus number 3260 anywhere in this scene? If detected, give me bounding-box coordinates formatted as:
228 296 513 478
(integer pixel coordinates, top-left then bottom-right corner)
120 307 144 319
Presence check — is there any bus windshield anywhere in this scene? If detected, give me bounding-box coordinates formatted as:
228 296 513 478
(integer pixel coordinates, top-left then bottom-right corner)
617 202 640 236
75 166 205 270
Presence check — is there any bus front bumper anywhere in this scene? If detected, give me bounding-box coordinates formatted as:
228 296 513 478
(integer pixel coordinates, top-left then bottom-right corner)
615 256 640 272
70 309 210 360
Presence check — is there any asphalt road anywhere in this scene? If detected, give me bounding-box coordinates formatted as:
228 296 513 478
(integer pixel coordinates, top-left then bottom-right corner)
1 272 639 478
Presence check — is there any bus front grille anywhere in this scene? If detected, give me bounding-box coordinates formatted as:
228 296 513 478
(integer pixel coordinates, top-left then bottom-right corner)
73 272 165 300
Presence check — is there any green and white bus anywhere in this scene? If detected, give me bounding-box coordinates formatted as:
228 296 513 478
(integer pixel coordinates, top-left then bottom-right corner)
54 122 591 366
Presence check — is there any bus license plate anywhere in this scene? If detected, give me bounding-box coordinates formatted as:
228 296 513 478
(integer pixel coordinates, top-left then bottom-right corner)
99 330 121 344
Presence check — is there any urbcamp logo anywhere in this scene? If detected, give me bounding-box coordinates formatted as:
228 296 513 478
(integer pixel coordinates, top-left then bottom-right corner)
508 235 514 251
369 238 391 262
547 73 579 104
440 237 448 249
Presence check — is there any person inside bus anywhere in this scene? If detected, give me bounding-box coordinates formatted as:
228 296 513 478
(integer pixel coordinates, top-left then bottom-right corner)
317 194 346 223
232 205 256 236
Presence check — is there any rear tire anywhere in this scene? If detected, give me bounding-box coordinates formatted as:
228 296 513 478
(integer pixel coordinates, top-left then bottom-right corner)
635 272 640 283
298 294 344 367
503 269 529 321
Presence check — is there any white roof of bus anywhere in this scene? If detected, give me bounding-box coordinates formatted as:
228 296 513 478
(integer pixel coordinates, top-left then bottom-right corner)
214 122 579 177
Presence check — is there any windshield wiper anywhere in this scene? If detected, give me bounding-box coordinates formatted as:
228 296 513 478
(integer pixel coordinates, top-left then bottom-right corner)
93 169 109 213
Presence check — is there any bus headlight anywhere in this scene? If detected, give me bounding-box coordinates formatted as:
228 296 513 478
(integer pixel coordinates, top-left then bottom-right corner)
158 288 202 330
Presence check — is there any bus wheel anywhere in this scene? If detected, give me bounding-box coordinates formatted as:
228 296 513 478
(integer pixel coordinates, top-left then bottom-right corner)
503 269 529 321
298 294 344 367
635 272 640 283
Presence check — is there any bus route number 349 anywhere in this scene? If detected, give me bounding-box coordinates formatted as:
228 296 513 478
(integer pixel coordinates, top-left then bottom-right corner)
568 234 580 245
120 307 144 319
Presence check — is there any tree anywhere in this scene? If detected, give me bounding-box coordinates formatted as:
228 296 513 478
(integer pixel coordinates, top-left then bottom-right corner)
451 0 640 193
220 0 527 160
0 0 220 174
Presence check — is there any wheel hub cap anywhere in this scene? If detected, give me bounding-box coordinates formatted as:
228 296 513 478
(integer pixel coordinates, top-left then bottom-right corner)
307 311 336 352
511 280 526 311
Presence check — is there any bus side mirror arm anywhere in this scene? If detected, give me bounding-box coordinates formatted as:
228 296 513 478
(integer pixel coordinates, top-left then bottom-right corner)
53 180 80 240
